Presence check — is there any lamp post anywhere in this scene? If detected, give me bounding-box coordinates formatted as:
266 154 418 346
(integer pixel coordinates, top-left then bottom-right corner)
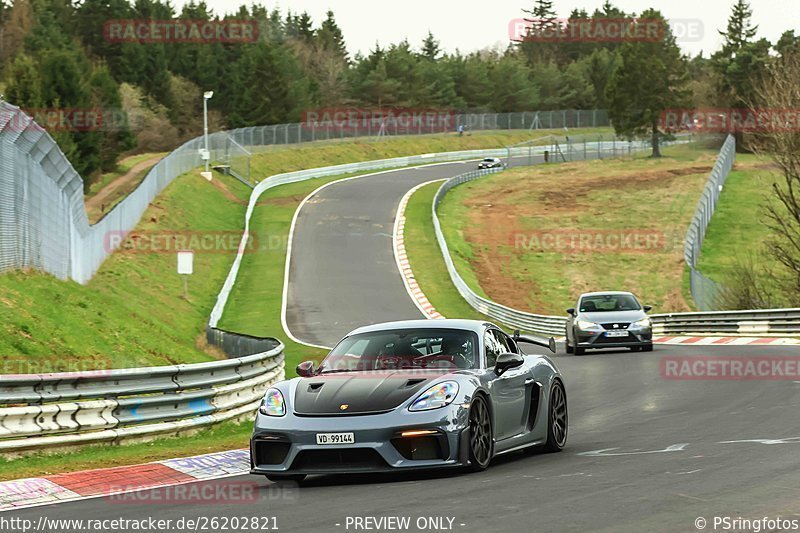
203 91 214 172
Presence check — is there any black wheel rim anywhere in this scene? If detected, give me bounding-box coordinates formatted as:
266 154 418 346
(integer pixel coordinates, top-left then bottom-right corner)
550 383 568 447
469 398 492 466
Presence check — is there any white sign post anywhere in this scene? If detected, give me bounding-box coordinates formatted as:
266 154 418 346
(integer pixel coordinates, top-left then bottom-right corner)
177 250 194 299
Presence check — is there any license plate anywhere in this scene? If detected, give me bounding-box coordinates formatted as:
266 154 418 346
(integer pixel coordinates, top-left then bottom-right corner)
316 432 355 445
605 330 628 338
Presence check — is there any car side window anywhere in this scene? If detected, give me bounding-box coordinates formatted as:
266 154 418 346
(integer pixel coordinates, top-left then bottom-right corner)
484 332 502 368
489 330 514 354
500 331 518 353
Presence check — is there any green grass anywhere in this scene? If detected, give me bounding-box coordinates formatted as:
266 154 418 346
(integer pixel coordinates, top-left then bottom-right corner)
696 154 786 299
420 143 717 315
0 171 252 370
0 419 252 482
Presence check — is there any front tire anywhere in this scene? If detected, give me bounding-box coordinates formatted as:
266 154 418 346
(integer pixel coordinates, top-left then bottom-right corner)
641 343 653 352
543 380 568 452
467 395 493 471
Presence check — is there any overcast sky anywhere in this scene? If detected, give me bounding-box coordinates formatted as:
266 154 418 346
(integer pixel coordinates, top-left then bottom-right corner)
188 0 795 58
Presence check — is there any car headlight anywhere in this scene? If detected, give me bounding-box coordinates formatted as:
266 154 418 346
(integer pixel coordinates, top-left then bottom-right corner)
409 381 459 411
577 320 600 330
259 388 285 417
633 317 652 328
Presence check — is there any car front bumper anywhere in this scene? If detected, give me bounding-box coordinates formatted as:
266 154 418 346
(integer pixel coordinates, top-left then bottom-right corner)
576 328 652 349
250 403 471 475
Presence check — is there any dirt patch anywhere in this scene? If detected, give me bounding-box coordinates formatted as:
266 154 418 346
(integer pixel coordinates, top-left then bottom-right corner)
257 194 307 207
208 178 305 207
208 178 247 204
85 155 164 220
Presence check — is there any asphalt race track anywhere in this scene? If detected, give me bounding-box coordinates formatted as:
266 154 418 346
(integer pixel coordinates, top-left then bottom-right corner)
8 159 800 532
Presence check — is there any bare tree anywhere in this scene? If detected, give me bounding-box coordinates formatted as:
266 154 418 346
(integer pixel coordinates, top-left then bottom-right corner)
715 253 780 309
751 53 800 302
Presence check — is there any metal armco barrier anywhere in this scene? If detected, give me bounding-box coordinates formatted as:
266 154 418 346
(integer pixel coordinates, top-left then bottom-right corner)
429 137 800 337
651 308 800 336
0 341 283 453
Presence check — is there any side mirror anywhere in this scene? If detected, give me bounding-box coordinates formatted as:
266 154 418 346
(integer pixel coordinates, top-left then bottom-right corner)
495 352 524 376
643 305 652 312
566 308 575 316
296 361 315 377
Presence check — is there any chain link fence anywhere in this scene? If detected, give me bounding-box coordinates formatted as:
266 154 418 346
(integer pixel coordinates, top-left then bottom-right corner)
683 134 736 310
229 110 609 148
0 103 610 285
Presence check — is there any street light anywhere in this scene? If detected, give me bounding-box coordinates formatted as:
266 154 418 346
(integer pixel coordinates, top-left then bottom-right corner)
203 91 214 172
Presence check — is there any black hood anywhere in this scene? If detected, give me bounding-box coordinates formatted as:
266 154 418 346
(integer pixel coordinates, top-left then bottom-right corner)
293 370 447 415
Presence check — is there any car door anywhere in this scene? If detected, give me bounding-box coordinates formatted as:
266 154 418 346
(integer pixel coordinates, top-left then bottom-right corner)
486 329 530 440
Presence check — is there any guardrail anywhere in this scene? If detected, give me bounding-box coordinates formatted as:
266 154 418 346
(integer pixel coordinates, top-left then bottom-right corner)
651 308 800 336
0 339 283 453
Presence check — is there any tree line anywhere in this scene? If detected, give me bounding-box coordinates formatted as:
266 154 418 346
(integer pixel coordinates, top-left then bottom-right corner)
0 0 796 183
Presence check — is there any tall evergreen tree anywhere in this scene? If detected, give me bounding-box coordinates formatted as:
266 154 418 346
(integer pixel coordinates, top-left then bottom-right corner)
421 31 441 60
607 10 689 156
316 10 348 62
718 0 758 55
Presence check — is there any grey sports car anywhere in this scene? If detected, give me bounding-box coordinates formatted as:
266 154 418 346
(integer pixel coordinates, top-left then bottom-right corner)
250 319 567 482
565 291 653 355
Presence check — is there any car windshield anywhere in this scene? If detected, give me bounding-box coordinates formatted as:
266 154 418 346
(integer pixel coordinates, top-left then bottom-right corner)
483 158 495 162
579 294 641 312
318 328 479 372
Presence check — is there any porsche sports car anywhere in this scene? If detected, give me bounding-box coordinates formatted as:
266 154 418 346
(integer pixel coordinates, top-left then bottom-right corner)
565 291 653 355
250 319 567 482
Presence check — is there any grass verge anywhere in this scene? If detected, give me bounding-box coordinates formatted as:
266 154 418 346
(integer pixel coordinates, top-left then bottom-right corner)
412 143 736 316
696 154 787 299
0 419 252 482
0 171 253 369
402 181 491 321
